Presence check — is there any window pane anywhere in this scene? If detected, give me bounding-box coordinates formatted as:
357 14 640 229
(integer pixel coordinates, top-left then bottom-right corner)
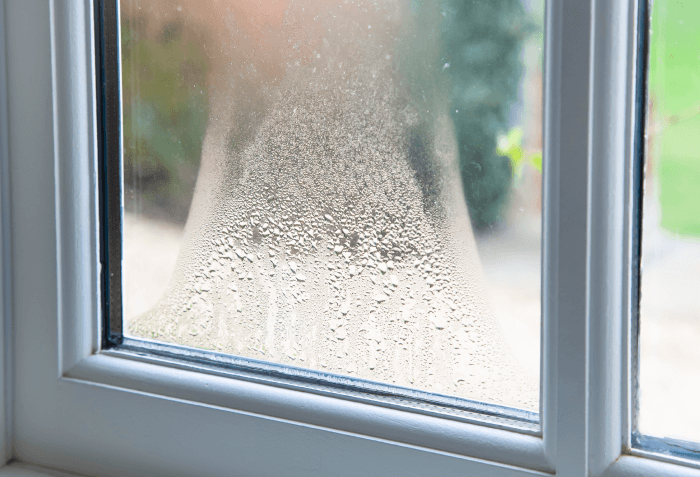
639 0 700 444
120 0 543 413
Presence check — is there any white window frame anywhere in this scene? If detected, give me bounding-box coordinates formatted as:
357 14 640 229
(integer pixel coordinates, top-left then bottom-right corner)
1 0 698 475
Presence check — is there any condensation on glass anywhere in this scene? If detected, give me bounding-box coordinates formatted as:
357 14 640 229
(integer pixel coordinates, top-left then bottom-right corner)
639 0 700 444
120 0 543 411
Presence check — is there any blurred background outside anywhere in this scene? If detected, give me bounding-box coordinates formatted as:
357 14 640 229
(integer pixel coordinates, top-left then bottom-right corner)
121 0 544 398
638 0 700 443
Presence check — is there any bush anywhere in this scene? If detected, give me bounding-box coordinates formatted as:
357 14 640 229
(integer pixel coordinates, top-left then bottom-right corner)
120 2 531 228
120 16 210 222
441 0 531 229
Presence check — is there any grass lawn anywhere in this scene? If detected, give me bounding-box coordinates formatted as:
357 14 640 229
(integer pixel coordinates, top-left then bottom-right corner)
658 117 700 235
650 1 700 237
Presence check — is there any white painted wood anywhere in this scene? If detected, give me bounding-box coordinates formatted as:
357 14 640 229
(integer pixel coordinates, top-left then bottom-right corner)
51 0 101 375
66 352 550 471
586 0 639 475
605 455 700 477
0 462 86 477
541 0 592 474
0 0 12 466
5 0 700 476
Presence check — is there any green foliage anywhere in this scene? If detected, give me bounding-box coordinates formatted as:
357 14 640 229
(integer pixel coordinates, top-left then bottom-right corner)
121 16 210 221
121 3 534 227
658 157 700 237
441 0 533 229
648 1 700 236
655 115 700 236
649 0 700 118
496 127 542 175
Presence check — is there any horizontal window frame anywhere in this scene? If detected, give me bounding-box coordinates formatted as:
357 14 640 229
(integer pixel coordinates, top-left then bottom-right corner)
110 336 540 432
66 353 551 473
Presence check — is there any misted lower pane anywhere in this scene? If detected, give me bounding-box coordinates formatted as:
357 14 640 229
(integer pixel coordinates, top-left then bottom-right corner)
639 0 700 443
120 0 543 411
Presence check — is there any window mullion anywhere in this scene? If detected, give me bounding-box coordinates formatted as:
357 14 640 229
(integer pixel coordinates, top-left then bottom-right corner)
541 0 593 474
0 0 12 464
586 0 641 474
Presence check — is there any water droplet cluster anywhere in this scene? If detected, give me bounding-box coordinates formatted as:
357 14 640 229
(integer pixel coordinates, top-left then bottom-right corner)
128 6 537 410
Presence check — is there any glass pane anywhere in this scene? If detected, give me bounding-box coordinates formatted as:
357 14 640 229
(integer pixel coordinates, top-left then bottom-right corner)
639 0 700 444
120 0 543 412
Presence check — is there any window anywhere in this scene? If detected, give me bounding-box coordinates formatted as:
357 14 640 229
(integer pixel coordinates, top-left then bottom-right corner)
3 0 700 476
113 0 544 421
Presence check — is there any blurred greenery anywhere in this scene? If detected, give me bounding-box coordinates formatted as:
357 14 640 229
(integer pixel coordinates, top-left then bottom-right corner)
497 126 542 175
649 0 700 236
121 15 210 222
656 116 700 236
441 0 536 229
121 2 538 227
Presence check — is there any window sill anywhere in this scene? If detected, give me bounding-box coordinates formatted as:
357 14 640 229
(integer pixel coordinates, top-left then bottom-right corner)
0 463 85 477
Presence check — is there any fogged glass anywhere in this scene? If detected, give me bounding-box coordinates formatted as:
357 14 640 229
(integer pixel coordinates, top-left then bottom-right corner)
121 0 543 411
639 0 700 443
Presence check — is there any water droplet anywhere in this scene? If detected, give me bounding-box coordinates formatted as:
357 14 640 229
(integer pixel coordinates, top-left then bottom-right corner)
430 311 447 329
374 293 388 303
